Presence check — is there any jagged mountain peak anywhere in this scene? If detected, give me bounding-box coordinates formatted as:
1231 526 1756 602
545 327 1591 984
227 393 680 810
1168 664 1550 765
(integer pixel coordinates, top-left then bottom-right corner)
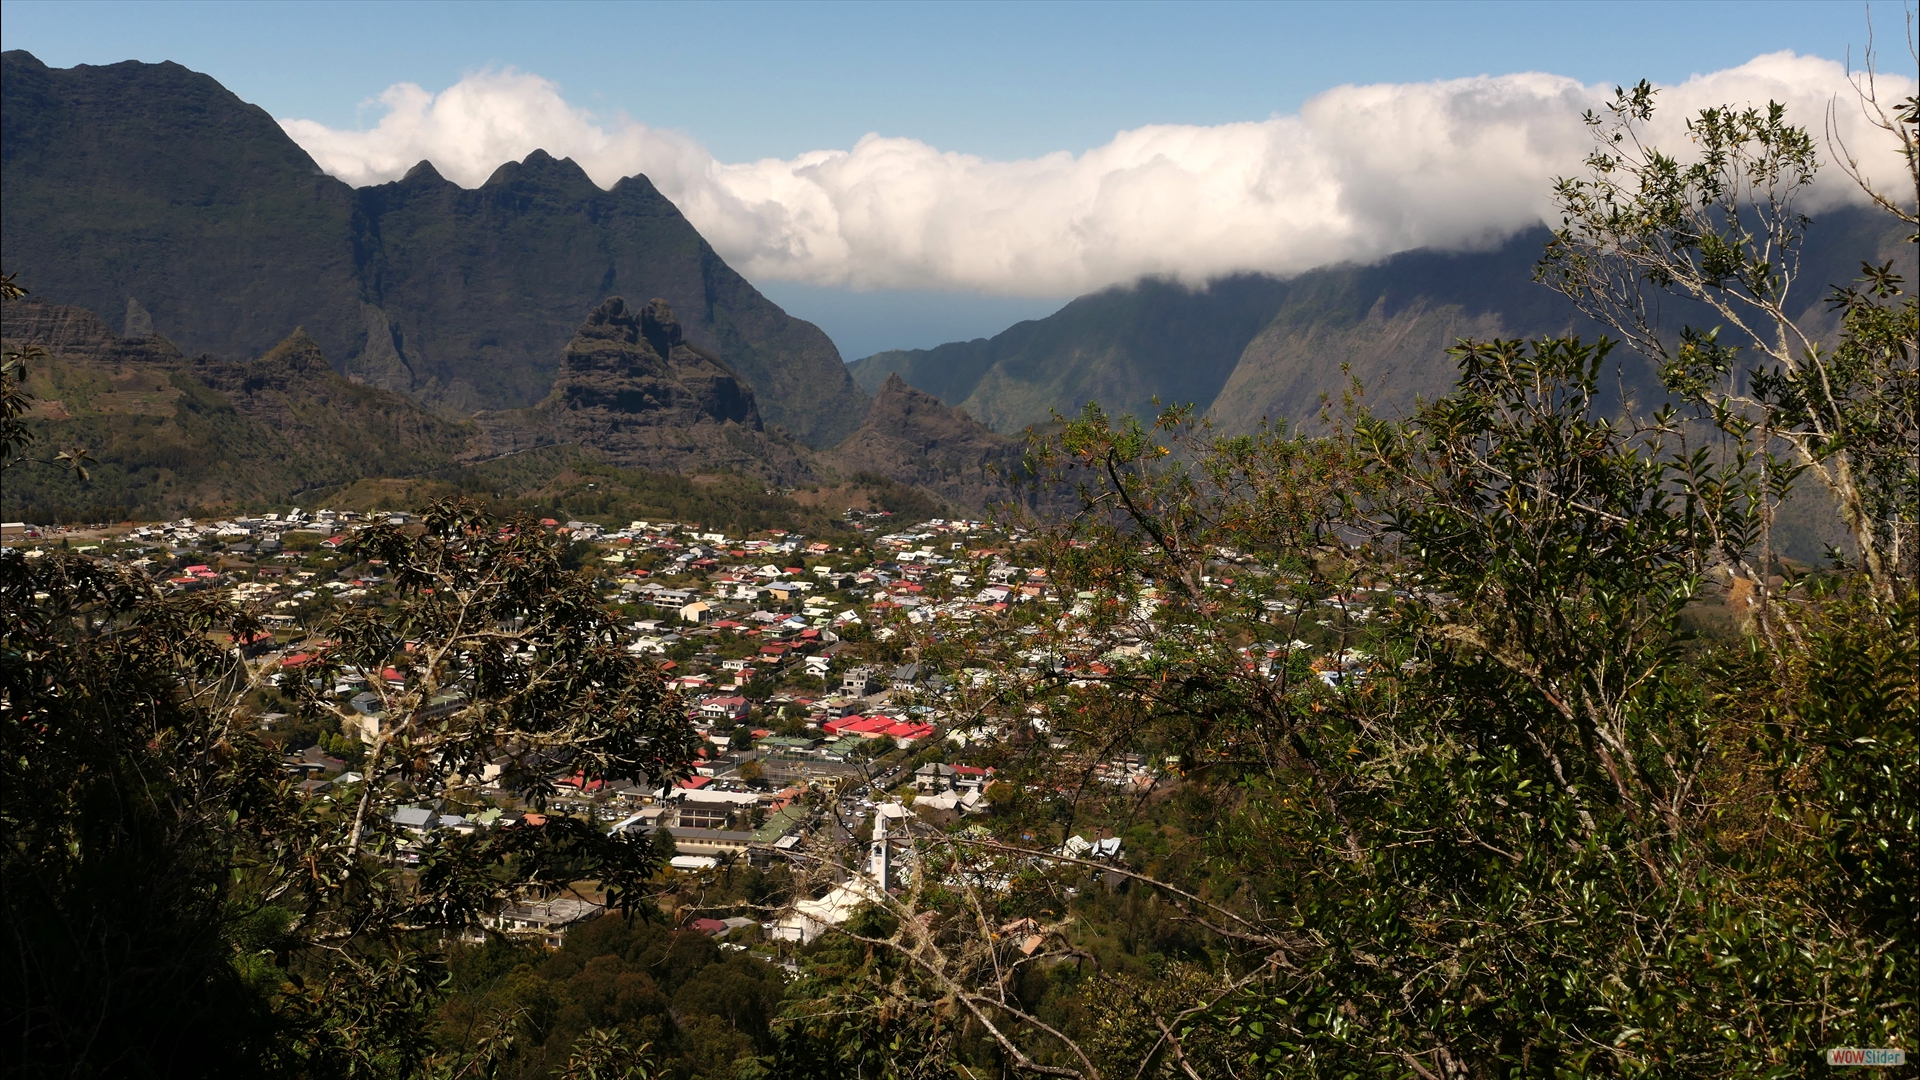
400 159 445 184
576 296 689 359
482 148 595 190
471 297 816 484
255 328 331 374
3 52 869 444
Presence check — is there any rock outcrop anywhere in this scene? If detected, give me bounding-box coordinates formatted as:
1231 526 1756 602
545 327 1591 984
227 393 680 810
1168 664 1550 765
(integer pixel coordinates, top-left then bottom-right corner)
1 299 472 522
824 373 1030 514
473 298 815 485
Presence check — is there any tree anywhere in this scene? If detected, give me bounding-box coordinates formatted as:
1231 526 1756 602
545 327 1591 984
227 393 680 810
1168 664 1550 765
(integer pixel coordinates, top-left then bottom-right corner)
2 499 701 1077
1535 58 1918 595
1 273 93 480
798 330 1914 1077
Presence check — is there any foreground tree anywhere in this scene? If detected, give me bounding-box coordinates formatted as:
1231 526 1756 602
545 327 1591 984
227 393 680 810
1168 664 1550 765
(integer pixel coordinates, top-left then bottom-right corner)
1 494 697 1077
1535 53 1918 593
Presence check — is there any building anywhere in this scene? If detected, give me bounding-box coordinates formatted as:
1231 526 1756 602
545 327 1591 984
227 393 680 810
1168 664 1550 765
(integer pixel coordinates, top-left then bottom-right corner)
841 665 879 697
485 897 605 949
915 762 996 793
699 696 750 724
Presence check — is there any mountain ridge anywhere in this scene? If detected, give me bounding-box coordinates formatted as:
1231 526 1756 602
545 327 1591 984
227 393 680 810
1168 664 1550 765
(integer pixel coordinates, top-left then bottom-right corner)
0 49 868 446
469 297 818 486
849 209 1903 435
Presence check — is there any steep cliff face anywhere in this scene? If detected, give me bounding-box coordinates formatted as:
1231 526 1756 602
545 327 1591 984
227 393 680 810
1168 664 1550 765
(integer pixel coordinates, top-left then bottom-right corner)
824 374 1033 514
1 50 868 445
473 298 816 485
344 153 867 439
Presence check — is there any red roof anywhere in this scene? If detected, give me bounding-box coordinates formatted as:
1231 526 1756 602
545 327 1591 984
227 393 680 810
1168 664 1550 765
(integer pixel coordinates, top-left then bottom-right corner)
540 518 560 527
689 917 729 934
677 776 712 789
557 773 606 792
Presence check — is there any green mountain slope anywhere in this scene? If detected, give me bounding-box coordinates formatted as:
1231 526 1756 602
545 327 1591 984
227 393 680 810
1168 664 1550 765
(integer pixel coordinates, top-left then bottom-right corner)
0 50 867 445
2 301 474 522
849 211 1904 433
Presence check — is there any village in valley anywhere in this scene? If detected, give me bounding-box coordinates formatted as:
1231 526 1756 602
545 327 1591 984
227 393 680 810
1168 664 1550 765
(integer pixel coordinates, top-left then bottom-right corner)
2 499 1390 954
0 507 1139 943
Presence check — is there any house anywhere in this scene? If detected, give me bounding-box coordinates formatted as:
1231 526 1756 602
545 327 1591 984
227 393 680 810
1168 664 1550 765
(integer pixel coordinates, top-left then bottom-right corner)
914 762 956 793
915 762 995 794
391 806 442 835
841 665 879 697
890 662 922 690
485 897 605 949
700 695 751 723
680 600 713 624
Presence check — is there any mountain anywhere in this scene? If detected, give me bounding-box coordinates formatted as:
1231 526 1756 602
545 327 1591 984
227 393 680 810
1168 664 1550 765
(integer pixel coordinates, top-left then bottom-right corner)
849 208 1904 434
823 374 1030 513
2 300 474 522
470 297 816 485
0 50 867 445
472 298 1044 511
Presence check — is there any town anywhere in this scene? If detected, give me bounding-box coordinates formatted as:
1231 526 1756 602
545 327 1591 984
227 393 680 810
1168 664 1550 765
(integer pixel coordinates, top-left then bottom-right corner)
2 502 1387 951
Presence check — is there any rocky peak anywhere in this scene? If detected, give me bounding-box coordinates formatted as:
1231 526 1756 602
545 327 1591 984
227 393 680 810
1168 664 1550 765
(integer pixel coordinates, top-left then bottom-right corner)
825 371 1028 513
1 298 119 351
473 297 815 484
198 327 354 401
1 297 184 368
571 296 686 363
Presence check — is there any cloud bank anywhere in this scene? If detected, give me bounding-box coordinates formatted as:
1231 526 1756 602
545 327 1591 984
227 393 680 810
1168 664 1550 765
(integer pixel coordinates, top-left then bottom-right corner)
280 54 1908 297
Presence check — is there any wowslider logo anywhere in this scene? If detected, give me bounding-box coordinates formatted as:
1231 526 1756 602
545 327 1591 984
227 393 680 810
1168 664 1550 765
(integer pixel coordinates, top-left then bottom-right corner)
1827 1048 1906 1067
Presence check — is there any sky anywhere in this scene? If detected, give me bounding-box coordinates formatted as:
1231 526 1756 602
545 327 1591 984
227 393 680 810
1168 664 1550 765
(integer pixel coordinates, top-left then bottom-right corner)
2 0 1895 359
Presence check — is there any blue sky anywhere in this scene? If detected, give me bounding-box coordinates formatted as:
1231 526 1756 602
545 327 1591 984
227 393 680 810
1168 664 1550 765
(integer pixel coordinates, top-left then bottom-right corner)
2 0 1871 358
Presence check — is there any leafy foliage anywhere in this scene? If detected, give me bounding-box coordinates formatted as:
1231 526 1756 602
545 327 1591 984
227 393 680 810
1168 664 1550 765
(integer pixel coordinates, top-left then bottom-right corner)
1 499 702 1077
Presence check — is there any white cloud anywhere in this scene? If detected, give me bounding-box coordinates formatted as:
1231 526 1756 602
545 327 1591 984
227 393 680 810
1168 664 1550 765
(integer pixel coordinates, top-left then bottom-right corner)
280 54 1910 297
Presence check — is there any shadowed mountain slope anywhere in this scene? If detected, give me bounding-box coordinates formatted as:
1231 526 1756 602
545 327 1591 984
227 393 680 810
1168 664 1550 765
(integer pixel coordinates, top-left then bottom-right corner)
850 209 1903 434
823 374 1030 514
470 298 816 485
1 300 474 522
1 50 867 445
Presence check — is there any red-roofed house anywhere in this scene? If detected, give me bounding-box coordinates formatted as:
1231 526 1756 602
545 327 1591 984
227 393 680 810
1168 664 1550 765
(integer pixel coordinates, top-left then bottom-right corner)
700 696 750 723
